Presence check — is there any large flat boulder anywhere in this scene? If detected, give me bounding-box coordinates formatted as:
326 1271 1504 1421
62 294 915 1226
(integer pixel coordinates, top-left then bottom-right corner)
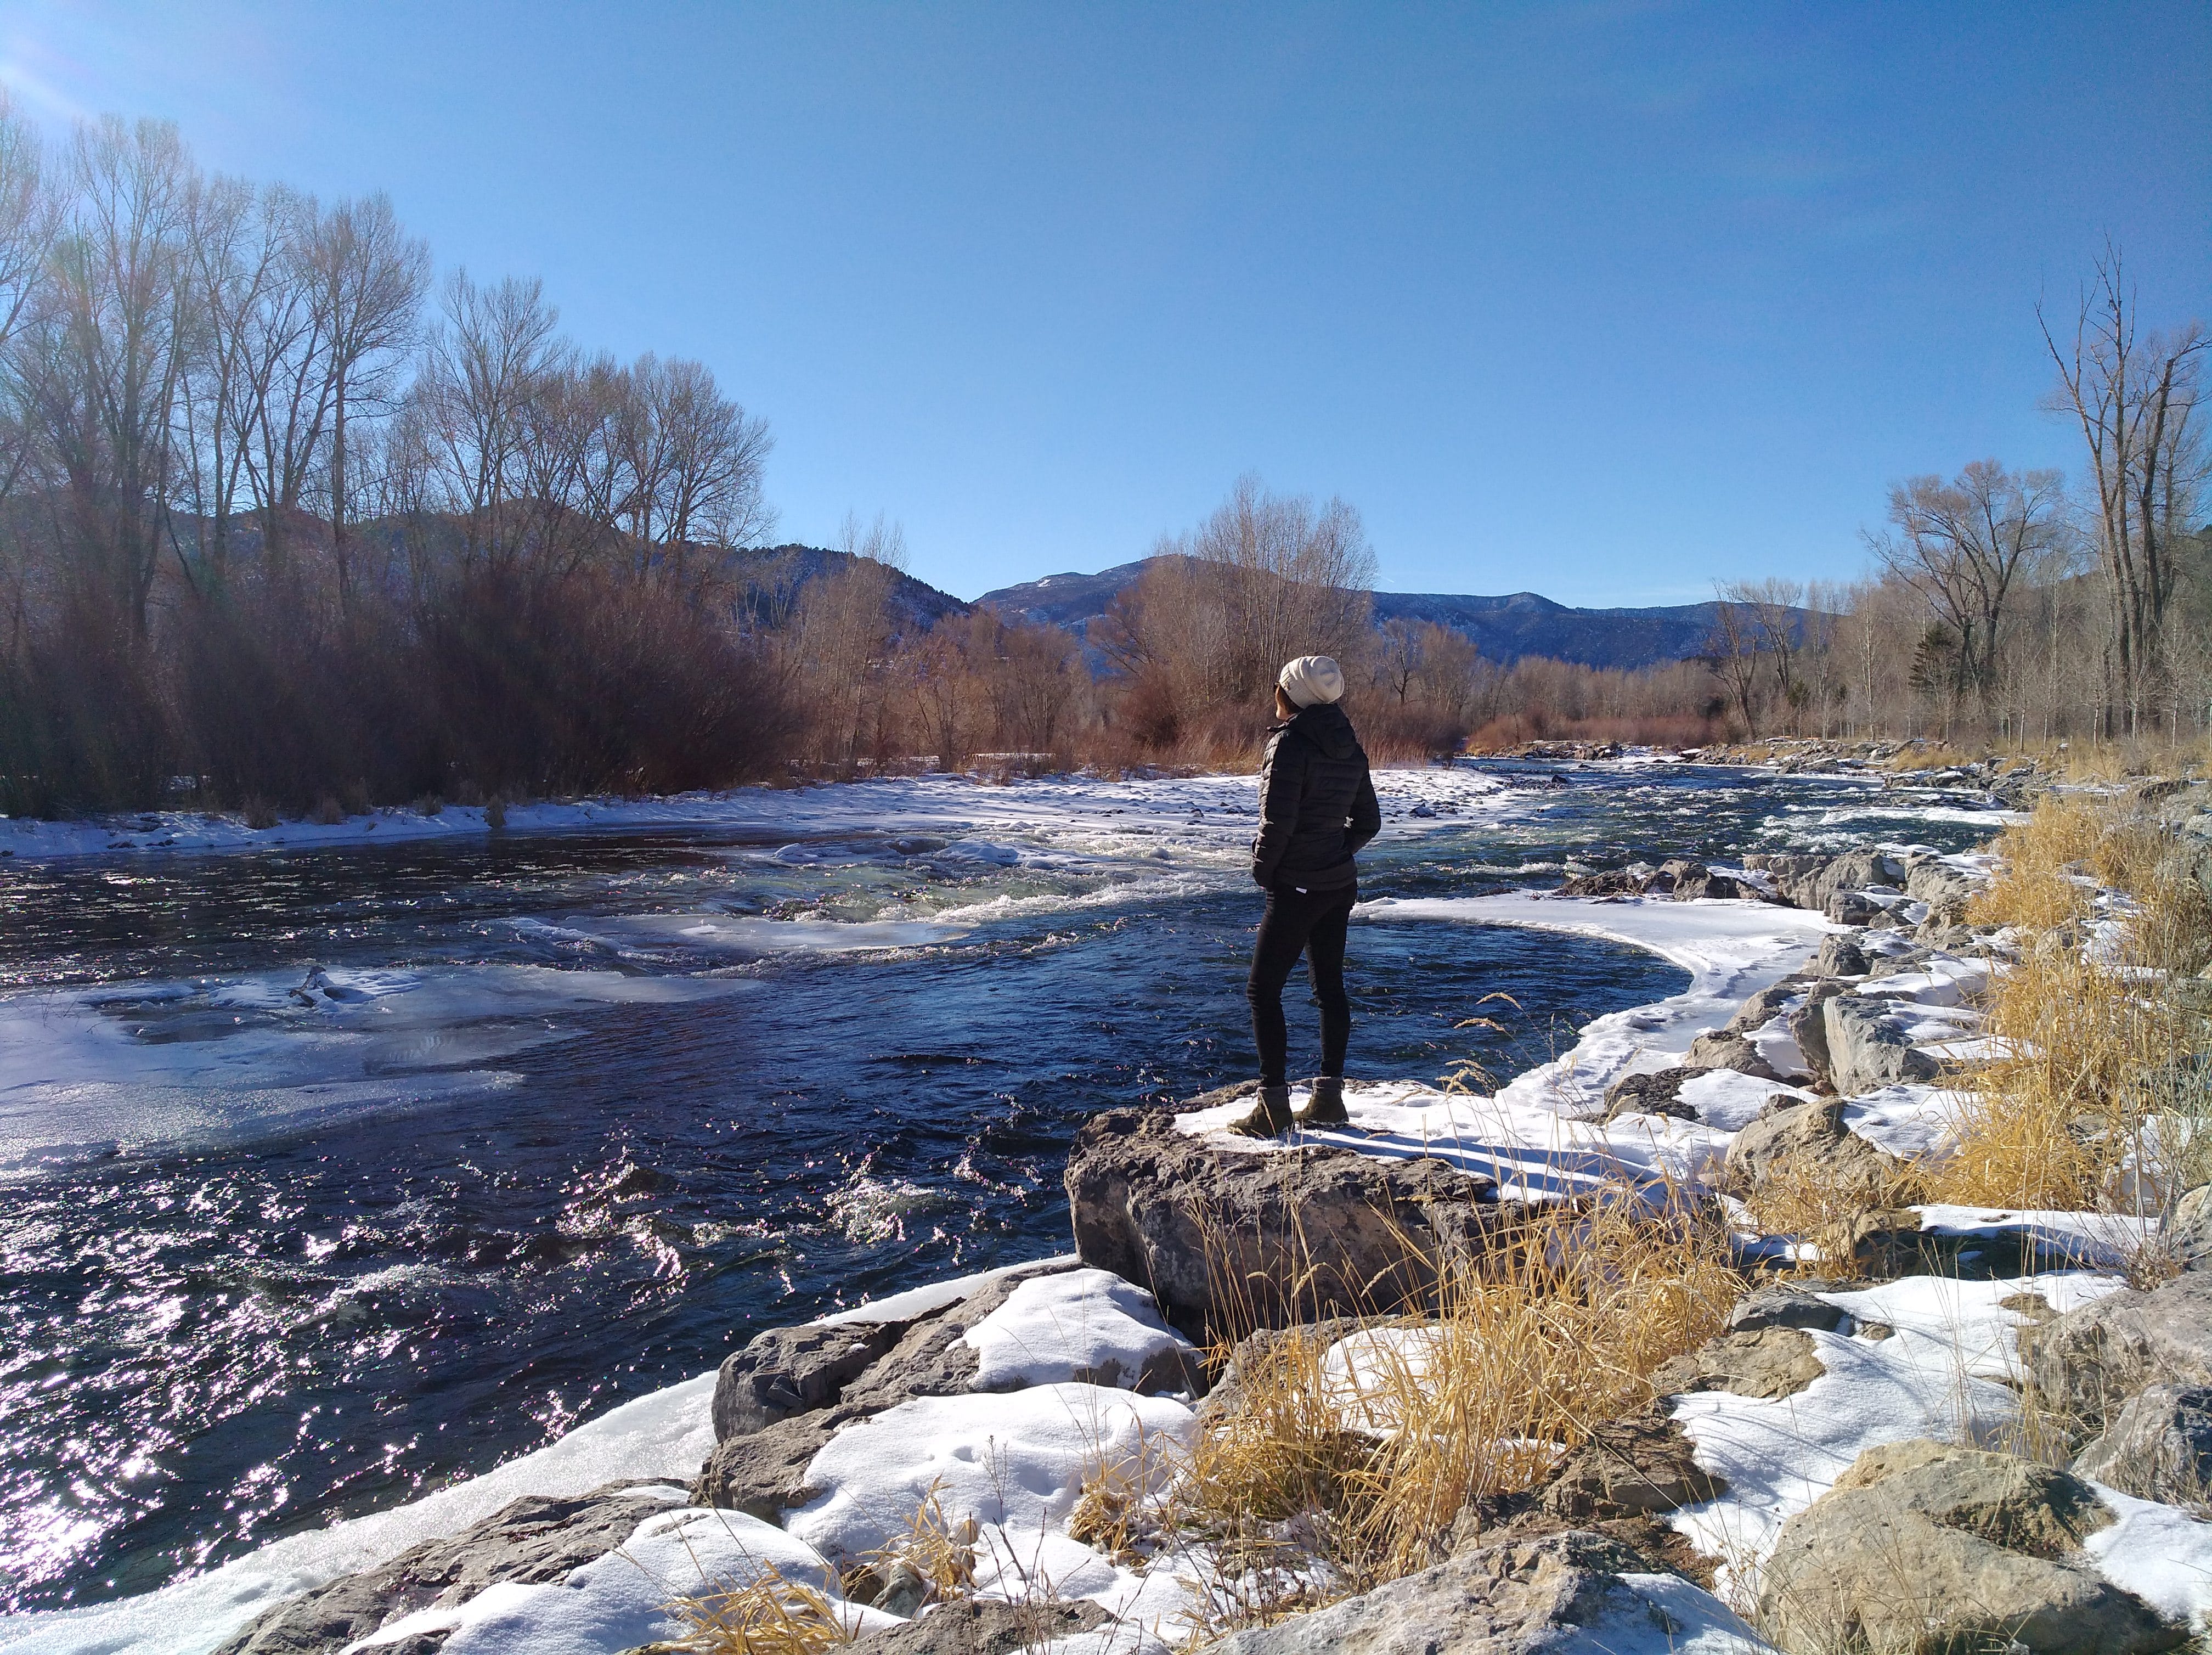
209 1482 685 1655
1758 1442 2182 1655
1063 1107 1516 1341
1214 1529 1771 1654
696 1262 1195 1520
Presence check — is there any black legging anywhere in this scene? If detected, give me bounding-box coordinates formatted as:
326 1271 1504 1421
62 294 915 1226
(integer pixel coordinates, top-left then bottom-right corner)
1246 882 1356 1088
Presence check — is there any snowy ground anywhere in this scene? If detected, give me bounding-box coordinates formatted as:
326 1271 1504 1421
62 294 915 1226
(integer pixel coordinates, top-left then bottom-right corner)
1667 1268 2212 1628
1171 856 2049 1225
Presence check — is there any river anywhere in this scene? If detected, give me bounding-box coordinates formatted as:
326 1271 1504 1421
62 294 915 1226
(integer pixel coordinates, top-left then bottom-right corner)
0 759 2002 1613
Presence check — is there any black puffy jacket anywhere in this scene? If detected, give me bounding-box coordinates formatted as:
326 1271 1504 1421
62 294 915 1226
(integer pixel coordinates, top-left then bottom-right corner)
1251 702 1381 890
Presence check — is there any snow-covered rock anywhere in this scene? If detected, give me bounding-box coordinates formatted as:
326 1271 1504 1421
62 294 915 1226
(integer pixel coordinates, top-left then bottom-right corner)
1212 1530 1773 1655
961 1268 1198 1392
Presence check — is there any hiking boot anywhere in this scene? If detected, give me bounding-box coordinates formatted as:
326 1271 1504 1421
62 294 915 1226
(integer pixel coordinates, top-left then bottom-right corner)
1296 1075 1349 1127
1226 1084 1293 1138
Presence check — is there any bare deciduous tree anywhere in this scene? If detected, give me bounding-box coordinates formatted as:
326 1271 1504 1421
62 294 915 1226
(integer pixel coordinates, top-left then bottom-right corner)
1868 461 2066 721
2042 249 2208 735
1702 593 1764 738
37 117 198 635
618 353 774 575
309 192 428 603
413 270 565 571
1094 476 1376 747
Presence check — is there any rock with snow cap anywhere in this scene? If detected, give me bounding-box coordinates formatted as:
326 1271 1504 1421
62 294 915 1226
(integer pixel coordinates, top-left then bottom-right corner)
709 1259 1084 1445
696 1262 1195 1522
1215 1529 1772 1655
211 1481 687 1655
1758 1441 2182 1655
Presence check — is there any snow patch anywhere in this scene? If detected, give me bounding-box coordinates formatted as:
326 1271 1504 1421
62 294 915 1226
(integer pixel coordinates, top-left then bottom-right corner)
961 1269 1195 1392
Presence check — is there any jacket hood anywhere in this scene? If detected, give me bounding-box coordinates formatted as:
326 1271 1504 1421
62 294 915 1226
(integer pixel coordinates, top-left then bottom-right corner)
1287 701 1361 759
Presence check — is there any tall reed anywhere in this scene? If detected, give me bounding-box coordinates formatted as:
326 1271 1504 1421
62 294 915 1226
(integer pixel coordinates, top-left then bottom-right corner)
1934 792 2212 1211
1170 1191 1740 1611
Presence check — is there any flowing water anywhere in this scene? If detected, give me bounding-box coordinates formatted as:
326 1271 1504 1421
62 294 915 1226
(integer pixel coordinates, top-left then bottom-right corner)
0 761 2003 1612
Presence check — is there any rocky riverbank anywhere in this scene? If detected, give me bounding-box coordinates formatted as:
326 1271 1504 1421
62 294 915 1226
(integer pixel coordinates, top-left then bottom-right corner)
179 785 2212 1653
1481 734 2068 809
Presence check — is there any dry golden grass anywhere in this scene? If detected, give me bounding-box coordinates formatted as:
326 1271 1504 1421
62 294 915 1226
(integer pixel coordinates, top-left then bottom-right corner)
1932 792 2212 1212
836 1481 978 1615
1170 1192 1741 1611
664 1560 855 1654
1066 1425 1182 1569
1740 1152 1925 1281
2047 737 2211 785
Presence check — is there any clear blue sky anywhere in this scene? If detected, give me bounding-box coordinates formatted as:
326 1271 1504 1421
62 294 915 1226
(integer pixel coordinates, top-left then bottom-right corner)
3 3 2205 605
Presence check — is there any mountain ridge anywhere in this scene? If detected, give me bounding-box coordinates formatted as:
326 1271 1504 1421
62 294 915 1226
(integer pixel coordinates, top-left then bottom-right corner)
974 555 1747 671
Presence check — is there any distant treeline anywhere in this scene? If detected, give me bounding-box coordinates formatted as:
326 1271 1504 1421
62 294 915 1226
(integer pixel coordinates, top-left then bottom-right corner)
0 104 2204 818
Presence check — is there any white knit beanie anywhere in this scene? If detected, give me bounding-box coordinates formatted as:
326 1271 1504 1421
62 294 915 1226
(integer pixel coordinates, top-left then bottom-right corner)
1277 655 1346 708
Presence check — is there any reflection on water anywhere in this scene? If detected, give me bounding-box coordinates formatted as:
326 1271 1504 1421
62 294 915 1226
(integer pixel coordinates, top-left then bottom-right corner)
0 762 2001 1609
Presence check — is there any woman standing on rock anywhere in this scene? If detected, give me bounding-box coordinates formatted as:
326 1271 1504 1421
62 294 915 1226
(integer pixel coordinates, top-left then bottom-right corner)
1230 655 1382 1138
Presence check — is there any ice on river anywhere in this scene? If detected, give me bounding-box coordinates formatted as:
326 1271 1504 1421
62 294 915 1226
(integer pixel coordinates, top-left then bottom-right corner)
0 964 747 1171
0 764 1516 864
